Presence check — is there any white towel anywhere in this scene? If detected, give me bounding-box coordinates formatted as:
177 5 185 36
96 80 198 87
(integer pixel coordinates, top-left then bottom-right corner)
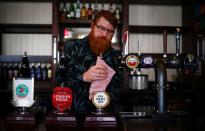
89 56 116 100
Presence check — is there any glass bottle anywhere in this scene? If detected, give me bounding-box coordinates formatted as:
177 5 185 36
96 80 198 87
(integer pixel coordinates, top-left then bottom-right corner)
47 63 52 80
8 63 14 80
75 0 81 19
13 63 19 78
115 1 121 20
61 2 68 19
87 1 93 20
2 63 8 89
36 63 42 81
42 63 48 81
30 62 36 79
93 0 99 18
69 2 75 19
81 0 87 20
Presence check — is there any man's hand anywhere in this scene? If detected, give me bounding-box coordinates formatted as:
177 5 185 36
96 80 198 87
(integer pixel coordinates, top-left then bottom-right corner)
82 64 108 83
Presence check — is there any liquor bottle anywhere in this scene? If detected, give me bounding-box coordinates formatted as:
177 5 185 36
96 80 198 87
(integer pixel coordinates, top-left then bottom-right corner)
115 3 121 20
18 52 31 78
109 3 114 13
69 2 75 19
87 2 93 20
93 0 99 18
42 63 48 81
36 63 42 81
13 63 19 78
47 63 52 80
81 0 87 20
30 62 36 78
61 2 68 19
2 63 8 89
75 0 81 19
8 63 14 80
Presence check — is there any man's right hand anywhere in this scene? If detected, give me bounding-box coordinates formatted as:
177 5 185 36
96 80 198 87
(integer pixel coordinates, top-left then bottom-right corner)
82 64 108 83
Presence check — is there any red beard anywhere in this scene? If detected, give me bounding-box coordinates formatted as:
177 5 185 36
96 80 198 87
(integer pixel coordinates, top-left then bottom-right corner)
88 30 111 56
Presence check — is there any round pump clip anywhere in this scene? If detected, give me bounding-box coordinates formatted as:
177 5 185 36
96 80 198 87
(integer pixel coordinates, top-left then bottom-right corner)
184 53 198 70
126 55 140 69
141 55 154 68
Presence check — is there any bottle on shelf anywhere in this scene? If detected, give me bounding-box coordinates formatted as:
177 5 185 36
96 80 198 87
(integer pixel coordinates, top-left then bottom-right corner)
69 1 75 19
2 63 8 89
93 0 99 18
81 0 87 20
8 63 14 80
42 63 48 81
109 2 115 13
87 1 93 20
115 3 121 20
30 62 36 79
36 63 42 81
18 52 31 78
13 63 19 78
75 0 81 19
47 63 52 80
61 2 68 20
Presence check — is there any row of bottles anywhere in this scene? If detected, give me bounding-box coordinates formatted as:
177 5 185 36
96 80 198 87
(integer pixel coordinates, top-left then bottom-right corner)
60 0 121 21
0 62 52 81
0 52 53 90
30 62 52 81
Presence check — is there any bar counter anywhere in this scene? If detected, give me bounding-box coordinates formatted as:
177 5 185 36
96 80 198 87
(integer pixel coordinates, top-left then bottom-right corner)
1 111 205 131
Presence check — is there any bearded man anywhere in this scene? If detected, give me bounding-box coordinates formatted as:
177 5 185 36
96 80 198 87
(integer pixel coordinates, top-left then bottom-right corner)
56 10 122 126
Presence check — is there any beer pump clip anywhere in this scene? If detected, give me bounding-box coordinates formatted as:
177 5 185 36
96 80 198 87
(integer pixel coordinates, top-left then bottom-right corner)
11 77 35 114
139 40 154 68
125 39 140 73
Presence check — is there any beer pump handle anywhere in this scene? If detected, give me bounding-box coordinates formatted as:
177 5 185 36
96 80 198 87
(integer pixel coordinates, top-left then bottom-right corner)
163 30 167 58
176 28 180 56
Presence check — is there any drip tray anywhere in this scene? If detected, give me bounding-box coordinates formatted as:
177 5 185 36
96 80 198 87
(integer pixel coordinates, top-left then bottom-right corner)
119 112 148 118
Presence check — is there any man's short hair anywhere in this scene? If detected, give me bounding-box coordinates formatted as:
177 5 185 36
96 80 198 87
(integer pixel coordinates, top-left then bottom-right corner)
93 10 117 29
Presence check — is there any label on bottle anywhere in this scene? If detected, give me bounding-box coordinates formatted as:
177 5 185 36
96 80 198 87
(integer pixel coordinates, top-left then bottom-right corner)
48 69 52 79
81 7 87 19
70 11 75 18
75 9 81 19
42 67 47 80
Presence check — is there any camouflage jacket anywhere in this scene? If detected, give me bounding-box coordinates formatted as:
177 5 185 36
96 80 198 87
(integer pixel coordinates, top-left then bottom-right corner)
56 36 122 115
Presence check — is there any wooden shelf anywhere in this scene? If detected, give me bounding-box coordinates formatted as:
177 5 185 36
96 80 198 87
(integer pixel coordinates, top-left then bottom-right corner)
128 0 183 5
0 0 52 2
59 0 121 4
60 17 122 28
0 55 52 63
0 24 52 34
128 26 190 34
60 18 92 27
